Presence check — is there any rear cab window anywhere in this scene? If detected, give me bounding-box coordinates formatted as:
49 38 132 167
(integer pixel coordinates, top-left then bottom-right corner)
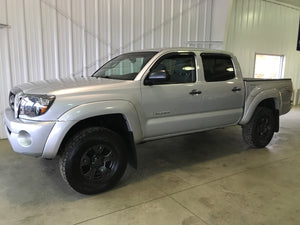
201 53 235 82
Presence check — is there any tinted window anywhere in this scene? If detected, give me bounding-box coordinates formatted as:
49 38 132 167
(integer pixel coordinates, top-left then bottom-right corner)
201 54 235 82
150 54 196 84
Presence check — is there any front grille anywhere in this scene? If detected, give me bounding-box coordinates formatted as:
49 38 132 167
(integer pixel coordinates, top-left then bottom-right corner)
9 87 23 113
9 91 15 111
5 125 11 135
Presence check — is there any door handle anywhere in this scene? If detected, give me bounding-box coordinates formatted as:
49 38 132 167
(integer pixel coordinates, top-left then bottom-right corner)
232 87 241 92
189 89 202 95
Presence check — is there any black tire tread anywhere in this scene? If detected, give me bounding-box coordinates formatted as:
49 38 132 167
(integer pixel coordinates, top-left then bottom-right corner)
242 106 275 148
59 127 127 194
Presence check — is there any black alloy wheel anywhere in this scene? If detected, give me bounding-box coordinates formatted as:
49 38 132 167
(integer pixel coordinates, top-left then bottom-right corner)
79 143 118 182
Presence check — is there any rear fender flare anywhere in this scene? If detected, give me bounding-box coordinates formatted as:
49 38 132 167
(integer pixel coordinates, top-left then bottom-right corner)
240 89 281 125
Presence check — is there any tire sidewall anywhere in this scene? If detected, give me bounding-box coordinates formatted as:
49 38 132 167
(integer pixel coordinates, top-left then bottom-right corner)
251 107 275 148
63 127 127 194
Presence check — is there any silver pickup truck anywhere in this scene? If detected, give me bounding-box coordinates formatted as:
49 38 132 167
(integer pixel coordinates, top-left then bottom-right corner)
4 48 293 194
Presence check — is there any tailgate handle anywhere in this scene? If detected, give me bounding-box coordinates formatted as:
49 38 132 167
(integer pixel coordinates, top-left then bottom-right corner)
189 89 202 95
232 87 241 92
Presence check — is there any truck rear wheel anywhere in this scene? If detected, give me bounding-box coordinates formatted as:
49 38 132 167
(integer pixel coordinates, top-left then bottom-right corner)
59 127 127 194
242 106 275 148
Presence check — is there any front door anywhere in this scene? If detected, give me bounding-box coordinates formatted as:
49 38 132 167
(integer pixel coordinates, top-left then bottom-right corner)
141 53 204 138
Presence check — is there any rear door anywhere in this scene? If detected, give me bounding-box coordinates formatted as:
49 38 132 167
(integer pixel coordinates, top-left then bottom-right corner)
199 53 244 126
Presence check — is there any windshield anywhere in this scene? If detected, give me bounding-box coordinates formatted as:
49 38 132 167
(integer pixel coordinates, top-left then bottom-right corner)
92 52 158 80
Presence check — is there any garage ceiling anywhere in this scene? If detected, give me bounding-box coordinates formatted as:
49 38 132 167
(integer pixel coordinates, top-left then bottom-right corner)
275 0 300 8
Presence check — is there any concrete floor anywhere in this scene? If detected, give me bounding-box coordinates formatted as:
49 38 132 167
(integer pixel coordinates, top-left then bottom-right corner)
0 107 300 225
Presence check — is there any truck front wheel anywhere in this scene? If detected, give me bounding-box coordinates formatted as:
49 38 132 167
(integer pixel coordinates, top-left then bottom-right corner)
242 107 275 148
59 127 127 194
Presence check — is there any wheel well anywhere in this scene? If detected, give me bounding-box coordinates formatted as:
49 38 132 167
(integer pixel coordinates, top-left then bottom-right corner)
258 98 276 110
257 98 279 132
58 114 137 168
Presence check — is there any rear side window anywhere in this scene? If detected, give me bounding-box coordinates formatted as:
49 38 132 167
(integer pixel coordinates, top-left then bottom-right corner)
201 54 235 82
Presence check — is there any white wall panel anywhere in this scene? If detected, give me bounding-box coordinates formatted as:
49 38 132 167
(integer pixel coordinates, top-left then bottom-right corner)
41 0 59 79
211 0 230 41
7 0 29 84
57 1 72 77
24 0 45 82
224 0 300 98
0 0 229 139
0 0 12 140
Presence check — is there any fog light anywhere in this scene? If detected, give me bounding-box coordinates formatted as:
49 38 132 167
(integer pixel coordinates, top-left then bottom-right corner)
17 131 32 147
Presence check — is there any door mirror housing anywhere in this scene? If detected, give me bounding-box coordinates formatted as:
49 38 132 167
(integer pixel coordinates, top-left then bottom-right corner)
144 70 169 85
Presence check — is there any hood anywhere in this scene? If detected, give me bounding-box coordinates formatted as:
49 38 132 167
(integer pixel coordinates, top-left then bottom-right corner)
16 76 129 96
12 76 140 121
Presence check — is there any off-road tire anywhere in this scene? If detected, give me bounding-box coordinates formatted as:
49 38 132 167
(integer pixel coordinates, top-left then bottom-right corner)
242 106 275 148
59 127 127 195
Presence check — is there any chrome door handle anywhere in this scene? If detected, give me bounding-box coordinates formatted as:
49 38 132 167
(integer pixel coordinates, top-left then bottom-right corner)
189 89 202 95
232 87 241 92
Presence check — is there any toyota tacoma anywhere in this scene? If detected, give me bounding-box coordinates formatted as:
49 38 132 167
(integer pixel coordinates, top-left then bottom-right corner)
4 48 293 194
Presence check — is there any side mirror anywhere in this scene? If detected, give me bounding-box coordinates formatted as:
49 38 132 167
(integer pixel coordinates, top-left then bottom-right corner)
144 70 169 85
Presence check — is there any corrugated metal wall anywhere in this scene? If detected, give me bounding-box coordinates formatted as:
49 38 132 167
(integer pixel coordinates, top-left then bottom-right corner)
0 0 229 139
224 0 300 98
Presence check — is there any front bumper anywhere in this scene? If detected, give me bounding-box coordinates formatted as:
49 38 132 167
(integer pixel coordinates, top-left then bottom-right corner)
4 108 56 157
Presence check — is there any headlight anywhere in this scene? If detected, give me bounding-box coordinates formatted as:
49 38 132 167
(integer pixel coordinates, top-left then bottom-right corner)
16 94 55 117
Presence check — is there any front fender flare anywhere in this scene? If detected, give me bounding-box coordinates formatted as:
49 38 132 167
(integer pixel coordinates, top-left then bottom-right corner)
42 100 143 159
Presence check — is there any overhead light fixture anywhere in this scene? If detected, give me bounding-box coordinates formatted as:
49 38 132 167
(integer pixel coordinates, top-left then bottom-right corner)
182 66 195 71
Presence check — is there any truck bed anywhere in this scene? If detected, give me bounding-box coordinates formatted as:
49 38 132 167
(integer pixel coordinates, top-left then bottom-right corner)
243 78 293 117
244 78 292 82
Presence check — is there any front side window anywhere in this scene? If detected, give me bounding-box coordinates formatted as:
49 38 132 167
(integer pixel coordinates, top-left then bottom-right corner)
149 54 196 84
92 52 157 80
201 54 235 82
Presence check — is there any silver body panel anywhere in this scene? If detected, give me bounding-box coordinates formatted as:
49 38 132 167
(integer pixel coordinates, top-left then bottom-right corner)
3 48 293 158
